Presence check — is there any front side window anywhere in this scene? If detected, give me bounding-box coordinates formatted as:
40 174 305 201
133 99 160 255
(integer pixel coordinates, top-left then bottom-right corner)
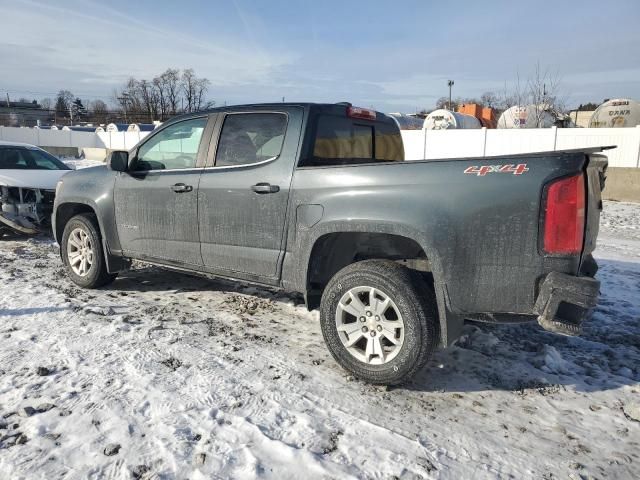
0 147 70 170
215 113 287 167
135 117 207 171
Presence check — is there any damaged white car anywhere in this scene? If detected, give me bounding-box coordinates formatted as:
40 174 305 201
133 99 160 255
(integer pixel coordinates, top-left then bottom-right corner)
0 141 71 236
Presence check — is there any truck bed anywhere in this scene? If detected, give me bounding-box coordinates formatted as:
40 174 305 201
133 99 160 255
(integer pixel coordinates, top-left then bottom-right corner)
285 149 607 318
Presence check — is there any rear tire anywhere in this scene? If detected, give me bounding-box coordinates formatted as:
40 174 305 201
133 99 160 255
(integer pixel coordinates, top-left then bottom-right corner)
61 213 117 288
319 260 438 385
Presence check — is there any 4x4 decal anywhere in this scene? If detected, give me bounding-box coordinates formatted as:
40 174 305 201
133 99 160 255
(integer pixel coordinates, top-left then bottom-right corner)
464 163 529 176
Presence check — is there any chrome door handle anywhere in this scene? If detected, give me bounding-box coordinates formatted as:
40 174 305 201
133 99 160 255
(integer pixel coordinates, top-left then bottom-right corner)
171 183 193 193
251 183 280 194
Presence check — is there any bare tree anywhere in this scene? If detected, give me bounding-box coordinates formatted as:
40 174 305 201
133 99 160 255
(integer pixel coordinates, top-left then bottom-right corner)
500 63 566 126
40 98 53 110
152 75 169 120
526 62 565 122
500 73 526 110
180 69 211 112
181 69 197 112
194 77 211 111
138 79 159 122
89 99 109 124
113 68 212 121
160 68 181 116
435 96 482 111
480 91 499 109
114 78 146 123
435 96 455 110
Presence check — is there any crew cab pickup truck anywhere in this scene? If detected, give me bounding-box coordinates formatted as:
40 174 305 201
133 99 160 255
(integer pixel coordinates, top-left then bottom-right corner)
53 103 607 385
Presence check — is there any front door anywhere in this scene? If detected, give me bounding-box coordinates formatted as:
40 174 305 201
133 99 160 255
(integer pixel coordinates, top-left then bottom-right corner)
114 116 210 267
198 109 301 280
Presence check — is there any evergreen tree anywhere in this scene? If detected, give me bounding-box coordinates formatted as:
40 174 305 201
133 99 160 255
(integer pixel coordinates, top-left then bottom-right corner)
71 98 87 121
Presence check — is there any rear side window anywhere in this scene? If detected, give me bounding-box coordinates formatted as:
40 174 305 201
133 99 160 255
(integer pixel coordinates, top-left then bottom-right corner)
303 115 404 167
215 113 287 167
375 121 405 161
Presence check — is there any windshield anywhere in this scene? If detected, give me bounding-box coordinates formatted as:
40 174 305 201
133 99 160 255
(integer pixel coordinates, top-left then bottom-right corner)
0 147 71 170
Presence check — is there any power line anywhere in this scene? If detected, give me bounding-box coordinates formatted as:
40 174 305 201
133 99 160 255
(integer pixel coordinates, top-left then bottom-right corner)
0 103 217 115
0 105 153 115
1 88 116 102
0 107 124 115
0 104 209 127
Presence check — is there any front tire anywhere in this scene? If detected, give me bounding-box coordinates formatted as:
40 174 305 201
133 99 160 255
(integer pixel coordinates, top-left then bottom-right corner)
320 260 438 385
61 214 117 288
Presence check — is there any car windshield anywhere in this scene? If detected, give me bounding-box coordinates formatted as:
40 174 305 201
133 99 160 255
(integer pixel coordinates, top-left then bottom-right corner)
0 147 71 170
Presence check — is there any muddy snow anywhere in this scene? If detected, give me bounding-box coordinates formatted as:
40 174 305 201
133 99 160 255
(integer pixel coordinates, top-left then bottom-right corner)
0 201 638 479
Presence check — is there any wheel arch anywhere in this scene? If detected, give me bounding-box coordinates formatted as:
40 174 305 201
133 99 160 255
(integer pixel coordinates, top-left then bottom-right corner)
54 202 97 244
55 201 128 273
294 222 460 347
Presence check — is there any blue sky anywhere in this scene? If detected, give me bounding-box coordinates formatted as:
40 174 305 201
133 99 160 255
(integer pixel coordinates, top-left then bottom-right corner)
1 0 639 112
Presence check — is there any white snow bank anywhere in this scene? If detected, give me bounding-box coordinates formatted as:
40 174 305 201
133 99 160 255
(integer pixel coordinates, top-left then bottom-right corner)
62 157 104 170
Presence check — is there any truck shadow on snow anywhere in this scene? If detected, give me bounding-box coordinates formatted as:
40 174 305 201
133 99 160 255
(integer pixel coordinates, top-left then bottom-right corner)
102 258 640 395
0 306 71 317
113 264 287 299
407 258 640 394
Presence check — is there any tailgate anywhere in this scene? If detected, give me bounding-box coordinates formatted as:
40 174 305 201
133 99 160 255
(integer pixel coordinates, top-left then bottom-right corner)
582 153 608 265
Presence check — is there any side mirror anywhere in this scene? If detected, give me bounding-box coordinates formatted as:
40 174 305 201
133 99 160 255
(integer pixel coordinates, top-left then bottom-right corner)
107 150 129 172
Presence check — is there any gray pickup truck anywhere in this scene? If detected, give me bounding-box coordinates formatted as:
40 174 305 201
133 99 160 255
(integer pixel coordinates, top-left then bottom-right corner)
53 103 607 384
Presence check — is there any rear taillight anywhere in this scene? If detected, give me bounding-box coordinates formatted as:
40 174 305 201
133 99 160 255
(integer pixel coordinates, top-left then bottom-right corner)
543 174 586 255
347 106 377 120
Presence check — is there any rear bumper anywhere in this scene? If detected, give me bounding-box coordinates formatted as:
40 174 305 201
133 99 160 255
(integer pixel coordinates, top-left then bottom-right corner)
533 271 600 335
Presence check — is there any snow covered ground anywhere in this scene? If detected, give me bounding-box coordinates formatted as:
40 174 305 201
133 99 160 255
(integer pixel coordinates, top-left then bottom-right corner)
61 158 105 170
0 202 638 479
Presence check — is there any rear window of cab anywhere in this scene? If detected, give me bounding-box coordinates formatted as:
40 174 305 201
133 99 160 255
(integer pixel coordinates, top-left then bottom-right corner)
301 115 404 167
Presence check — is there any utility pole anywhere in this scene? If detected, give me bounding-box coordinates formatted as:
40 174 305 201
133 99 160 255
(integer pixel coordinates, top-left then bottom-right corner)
447 80 455 111
117 92 130 123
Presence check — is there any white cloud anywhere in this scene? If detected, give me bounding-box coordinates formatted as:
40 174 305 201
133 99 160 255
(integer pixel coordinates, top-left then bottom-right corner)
0 0 294 96
1 0 639 112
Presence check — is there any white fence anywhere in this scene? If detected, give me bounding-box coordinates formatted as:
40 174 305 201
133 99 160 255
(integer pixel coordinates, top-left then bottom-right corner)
96 131 150 150
402 126 640 167
2 125 640 168
0 126 149 151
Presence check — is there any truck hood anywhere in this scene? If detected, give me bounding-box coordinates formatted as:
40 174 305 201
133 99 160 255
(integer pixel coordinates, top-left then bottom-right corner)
0 170 70 190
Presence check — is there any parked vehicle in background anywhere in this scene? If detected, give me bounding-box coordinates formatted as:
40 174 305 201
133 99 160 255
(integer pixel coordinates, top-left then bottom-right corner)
52 102 607 385
0 141 71 236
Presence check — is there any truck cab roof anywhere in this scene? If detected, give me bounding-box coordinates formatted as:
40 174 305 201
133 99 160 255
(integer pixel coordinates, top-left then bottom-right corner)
165 102 397 126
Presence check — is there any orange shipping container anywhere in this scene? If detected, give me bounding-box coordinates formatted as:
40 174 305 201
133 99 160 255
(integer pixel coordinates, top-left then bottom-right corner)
456 103 496 129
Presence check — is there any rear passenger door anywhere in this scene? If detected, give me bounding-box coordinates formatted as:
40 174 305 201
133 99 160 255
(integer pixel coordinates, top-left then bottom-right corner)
198 108 302 282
